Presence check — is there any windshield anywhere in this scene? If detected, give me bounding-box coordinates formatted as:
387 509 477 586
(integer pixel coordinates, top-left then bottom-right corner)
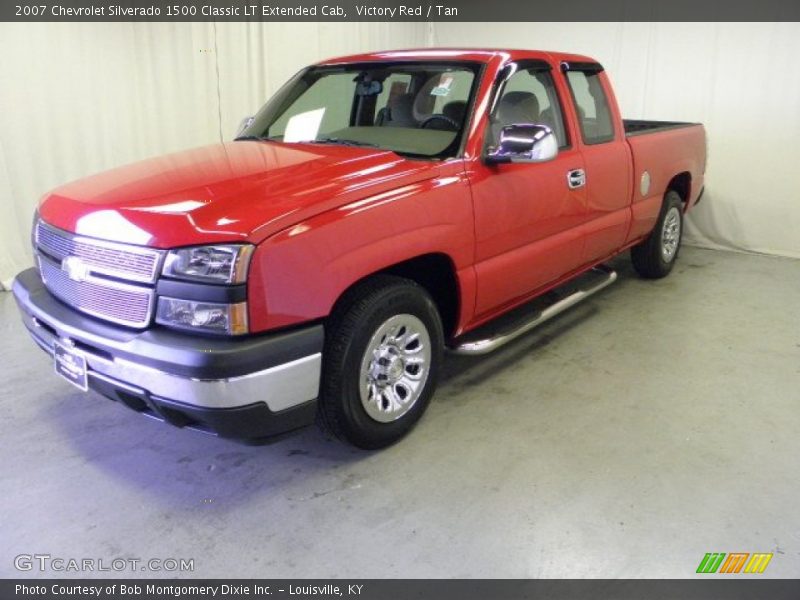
239 61 481 158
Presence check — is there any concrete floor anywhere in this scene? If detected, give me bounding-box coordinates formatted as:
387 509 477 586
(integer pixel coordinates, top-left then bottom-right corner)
1 246 798 578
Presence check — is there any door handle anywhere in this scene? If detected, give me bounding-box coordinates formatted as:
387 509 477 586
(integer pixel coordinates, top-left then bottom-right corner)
567 169 586 189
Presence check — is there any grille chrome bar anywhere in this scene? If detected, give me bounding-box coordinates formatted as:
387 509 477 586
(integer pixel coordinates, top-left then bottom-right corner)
38 254 155 328
35 220 164 284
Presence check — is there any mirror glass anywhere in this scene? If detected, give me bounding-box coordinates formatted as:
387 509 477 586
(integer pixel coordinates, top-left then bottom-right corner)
486 124 558 164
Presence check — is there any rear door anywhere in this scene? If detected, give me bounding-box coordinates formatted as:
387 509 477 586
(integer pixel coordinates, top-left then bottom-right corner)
469 60 588 320
562 63 632 264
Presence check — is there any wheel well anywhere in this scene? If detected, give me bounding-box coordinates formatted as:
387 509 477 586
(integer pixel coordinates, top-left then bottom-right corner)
380 254 460 338
332 254 460 339
667 172 691 204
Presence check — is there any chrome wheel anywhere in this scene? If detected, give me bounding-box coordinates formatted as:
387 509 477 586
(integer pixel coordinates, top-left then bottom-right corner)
359 314 431 423
661 206 681 262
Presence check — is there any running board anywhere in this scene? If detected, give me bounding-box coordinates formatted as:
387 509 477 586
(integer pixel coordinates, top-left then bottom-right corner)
448 265 618 356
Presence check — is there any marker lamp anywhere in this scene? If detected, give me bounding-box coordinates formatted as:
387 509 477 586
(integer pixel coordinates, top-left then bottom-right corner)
156 297 249 336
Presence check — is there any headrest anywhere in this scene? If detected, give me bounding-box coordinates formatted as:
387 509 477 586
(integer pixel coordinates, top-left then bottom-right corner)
496 91 540 125
442 101 467 124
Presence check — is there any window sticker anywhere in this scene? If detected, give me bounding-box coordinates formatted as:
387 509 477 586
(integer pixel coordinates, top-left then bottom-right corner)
430 75 454 97
284 108 325 142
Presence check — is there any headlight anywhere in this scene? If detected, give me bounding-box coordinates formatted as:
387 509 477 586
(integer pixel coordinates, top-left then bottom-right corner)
162 244 254 284
156 297 248 336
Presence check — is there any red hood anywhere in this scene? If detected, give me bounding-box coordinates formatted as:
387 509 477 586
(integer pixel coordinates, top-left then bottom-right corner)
38 141 439 248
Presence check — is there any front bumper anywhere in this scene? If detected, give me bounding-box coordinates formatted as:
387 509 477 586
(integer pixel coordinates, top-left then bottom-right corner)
12 268 323 441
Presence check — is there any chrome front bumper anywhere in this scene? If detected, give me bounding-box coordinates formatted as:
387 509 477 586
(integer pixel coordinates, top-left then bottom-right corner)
29 329 321 412
13 268 323 439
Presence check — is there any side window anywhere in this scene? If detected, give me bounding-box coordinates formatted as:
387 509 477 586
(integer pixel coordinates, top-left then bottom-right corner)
489 67 568 148
565 70 615 144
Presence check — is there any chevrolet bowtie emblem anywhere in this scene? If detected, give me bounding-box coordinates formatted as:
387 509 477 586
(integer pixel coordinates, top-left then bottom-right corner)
61 256 90 283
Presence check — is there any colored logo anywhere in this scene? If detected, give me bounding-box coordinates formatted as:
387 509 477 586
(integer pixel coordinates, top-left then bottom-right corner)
696 552 773 574
62 256 90 283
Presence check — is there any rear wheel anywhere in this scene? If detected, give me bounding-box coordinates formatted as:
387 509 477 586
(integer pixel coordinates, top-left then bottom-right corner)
318 275 444 449
631 190 684 279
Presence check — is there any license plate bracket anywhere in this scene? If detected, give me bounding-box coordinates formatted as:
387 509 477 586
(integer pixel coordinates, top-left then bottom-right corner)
54 340 88 391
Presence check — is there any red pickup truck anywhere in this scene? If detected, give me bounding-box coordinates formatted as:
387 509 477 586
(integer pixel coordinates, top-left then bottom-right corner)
13 49 706 449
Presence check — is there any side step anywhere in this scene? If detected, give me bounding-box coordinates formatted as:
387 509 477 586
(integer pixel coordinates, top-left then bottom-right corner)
448 265 618 356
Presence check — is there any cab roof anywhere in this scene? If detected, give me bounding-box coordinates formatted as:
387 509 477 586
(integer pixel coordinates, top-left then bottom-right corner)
317 48 598 67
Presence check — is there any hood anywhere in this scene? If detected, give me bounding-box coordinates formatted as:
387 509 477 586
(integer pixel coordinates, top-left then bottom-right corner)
38 141 440 248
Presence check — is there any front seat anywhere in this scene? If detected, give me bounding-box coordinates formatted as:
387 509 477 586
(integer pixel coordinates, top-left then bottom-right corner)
442 101 467 126
378 93 417 128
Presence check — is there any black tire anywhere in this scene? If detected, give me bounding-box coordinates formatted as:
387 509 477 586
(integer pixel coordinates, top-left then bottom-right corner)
318 275 444 449
631 190 684 279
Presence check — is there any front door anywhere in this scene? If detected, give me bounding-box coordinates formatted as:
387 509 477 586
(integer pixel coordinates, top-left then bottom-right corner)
469 61 588 321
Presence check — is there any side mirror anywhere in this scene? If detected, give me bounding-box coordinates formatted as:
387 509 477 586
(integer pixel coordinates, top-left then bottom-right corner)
235 116 255 138
485 124 558 165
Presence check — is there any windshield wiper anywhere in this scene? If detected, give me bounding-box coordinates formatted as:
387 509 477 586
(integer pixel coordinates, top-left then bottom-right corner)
233 135 269 142
309 137 379 148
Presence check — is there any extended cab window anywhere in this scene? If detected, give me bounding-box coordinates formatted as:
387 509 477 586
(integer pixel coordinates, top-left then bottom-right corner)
565 69 615 144
243 62 480 159
488 66 568 149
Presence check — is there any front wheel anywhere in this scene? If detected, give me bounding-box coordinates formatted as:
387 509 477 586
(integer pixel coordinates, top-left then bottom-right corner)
318 275 444 449
630 190 684 279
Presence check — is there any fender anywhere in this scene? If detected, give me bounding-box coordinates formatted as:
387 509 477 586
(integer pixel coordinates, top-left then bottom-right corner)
247 163 476 333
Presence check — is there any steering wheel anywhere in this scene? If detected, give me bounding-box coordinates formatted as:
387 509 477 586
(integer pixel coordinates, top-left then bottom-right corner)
419 114 459 130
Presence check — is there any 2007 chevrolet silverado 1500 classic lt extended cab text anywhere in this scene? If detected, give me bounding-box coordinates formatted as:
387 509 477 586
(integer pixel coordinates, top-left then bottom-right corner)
13 49 706 448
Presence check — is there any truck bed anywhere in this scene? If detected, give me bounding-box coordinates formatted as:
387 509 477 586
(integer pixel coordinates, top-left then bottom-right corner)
623 119 699 137
624 119 706 231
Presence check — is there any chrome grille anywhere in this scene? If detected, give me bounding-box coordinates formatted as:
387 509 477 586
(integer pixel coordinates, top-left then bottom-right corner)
38 255 154 328
34 220 163 328
35 221 162 284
